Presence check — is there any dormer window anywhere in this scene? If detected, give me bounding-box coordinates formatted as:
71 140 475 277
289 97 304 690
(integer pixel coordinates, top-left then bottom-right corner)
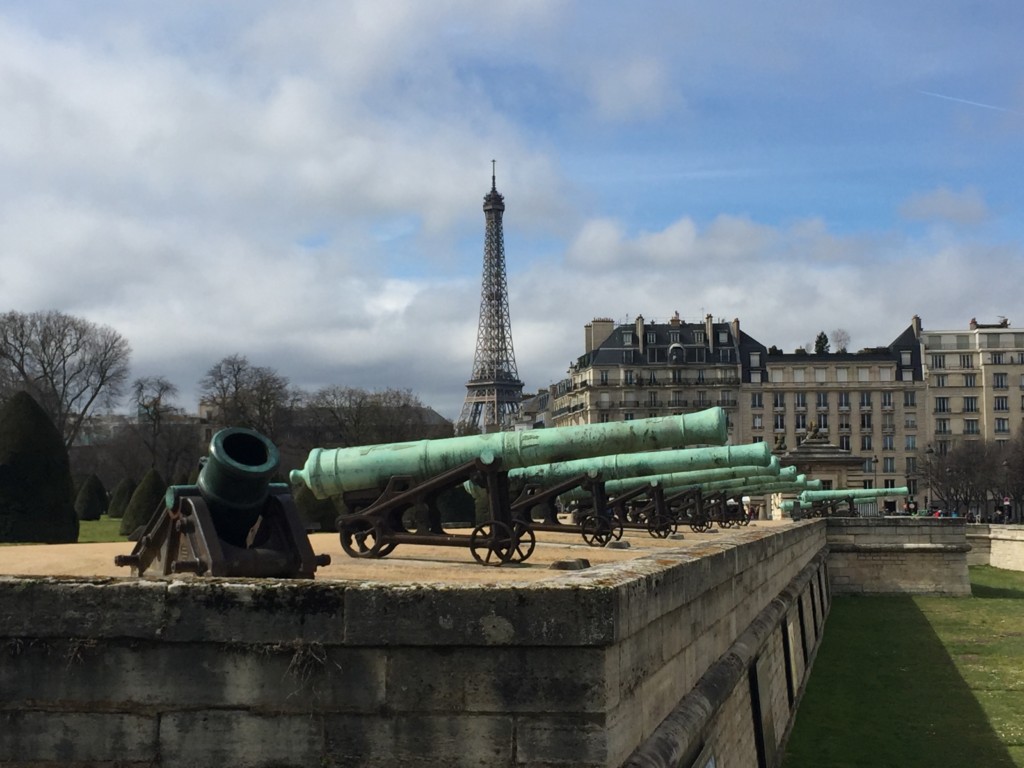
622 331 633 345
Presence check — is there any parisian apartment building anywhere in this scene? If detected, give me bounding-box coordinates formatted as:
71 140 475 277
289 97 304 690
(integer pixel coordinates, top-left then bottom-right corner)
546 313 1023 502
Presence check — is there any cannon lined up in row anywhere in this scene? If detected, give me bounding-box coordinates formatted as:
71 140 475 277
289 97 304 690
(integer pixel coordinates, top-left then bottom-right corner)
783 486 911 518
290 407 730 565
490 442 775 545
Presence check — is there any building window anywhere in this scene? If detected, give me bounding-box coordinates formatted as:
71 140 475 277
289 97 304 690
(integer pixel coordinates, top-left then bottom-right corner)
750 351 761 368
838 392 851 409
794 368 806 383
648 370 657 384
815 368 827 383
995 396 1009 412
996 418 1010 433
905 413 917 429
861 412 872 429
992 352 1005 365
839 413 851 431
880 368 893 382
881 391 894 408
600 413 610 423
839 435 851 450
795 413 807 431
817 413 829 430
882 434 894 450
671 369 682 383
858 367 870 382
883 457 895 473
931 354 946 369
963 419 979 435
624 412 635 421
960 354 973 369
646 331 657 344
771 368 783 383
859 391 872 407
773 392 786 409
751 392 763 408
994 372 1008 389
935 419 949 435
795 392 807 409
901 351 912 366
774 413 786 431
906 457 918 475
753 414 763 430
837 368 849 383
599 370 608 385
861 435 873 450
647 391 658 406
694 330 705 344
933 374 947 387
669 331 680 343
904 391 916 407
816 391 829 409
905 435 917 450
935 397 950 413
622 331 633 345
964 373 977 387
625 370 634 385
964 396 978 413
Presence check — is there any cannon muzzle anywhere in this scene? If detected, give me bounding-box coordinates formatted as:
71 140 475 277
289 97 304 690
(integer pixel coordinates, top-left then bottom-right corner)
292 407 728 499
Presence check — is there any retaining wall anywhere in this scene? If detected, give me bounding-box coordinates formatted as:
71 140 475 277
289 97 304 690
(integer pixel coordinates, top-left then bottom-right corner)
825 517 971 596
966 524 1024 571
0 522 827 768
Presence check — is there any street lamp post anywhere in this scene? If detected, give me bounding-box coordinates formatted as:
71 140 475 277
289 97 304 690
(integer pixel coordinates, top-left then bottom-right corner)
925 446 934 513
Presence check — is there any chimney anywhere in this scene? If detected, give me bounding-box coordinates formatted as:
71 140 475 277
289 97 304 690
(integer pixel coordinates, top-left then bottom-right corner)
586 318 616 353
912 315 922 339
636 315 645 355
705 314 714 351
670 311 681 327
731 317 741 343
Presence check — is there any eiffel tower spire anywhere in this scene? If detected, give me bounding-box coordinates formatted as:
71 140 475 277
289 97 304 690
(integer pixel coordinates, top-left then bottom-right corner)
458 161 523 431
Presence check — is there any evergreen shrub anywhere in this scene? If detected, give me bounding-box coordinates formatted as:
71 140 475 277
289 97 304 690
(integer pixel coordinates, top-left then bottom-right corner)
107 477 136 519
74 474 107 521
119 468 166 538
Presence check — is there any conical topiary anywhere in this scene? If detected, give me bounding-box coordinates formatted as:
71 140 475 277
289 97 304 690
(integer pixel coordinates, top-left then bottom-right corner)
119 468 166 538
107 477 136 519
74 474 107 521
0 391 78 543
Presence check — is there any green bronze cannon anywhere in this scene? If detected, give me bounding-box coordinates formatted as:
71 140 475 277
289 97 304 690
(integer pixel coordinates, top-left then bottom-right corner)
115 428 330 578
291 407 728 499
790 486 909 518
287 408 728 565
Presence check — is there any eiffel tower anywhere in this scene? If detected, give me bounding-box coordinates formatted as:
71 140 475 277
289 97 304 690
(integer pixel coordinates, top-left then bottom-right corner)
458 162 524 432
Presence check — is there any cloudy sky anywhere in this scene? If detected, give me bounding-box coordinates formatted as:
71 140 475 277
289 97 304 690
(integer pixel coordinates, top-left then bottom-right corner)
2 1 1022 421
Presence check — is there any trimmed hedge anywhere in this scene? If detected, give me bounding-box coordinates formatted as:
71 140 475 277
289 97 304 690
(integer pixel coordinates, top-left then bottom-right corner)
74 474 108 521
0 391 78 543
119 468 166 538
107 477 136 519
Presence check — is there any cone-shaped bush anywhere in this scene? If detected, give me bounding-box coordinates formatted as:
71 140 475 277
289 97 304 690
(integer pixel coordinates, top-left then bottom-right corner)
107 477 136 519
292 482 339 533
0 391 78 543
74 474 107 521
119 468 166 538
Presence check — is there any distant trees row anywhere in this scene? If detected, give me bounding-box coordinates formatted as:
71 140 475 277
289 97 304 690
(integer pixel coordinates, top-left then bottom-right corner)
920 435 1024 521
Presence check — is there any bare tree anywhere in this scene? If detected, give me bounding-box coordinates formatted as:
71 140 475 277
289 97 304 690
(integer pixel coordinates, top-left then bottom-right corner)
131 376 200 478
199 355 293 439
305 385 444 447
0 310 131 447
831 328 851 353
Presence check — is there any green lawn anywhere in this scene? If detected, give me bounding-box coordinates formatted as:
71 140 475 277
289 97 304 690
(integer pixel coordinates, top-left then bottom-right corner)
784 566 1024 767
77 514 127 543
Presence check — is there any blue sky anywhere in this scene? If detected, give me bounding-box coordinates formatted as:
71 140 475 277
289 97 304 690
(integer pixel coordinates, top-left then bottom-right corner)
1 1 1022 420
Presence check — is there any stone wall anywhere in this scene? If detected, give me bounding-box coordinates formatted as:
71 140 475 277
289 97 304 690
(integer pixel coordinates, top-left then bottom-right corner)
967 524 1024 571
0 522 828 768
826 517 971 596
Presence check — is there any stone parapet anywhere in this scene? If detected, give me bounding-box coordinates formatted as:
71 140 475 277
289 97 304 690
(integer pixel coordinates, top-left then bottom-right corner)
0 522 827 768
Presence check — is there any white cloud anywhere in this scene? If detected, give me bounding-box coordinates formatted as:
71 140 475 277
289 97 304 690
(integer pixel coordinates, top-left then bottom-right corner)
899 186 990 225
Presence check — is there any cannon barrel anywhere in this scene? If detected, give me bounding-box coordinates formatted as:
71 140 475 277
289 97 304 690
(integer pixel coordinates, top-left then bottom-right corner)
559 459 787 502
508 442 771 486
291 407 727 499
169 427 282 546
799 486 909 503
684 472 817 495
